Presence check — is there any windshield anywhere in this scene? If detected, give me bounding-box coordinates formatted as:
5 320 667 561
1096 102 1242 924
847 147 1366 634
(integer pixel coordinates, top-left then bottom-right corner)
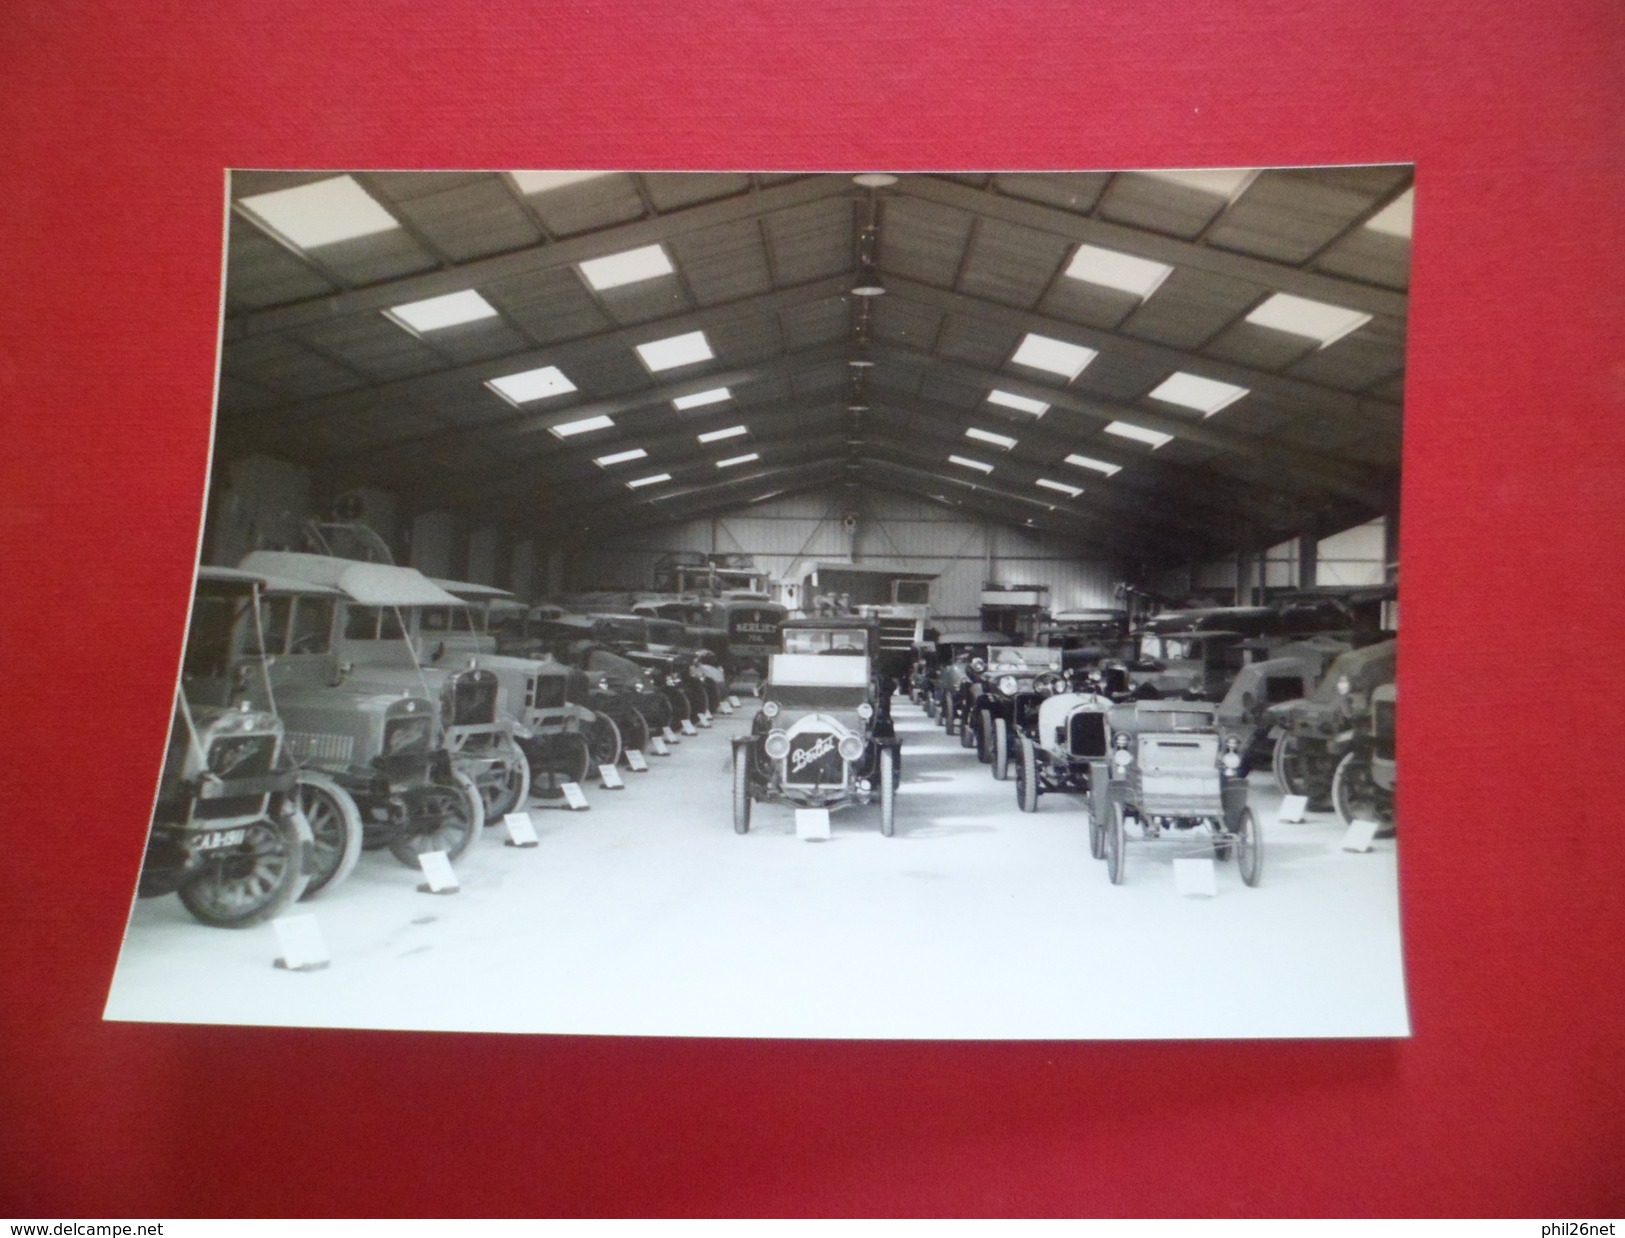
990 646 1062 669
597 618 648 644
783 628 867 655
418 605 482 635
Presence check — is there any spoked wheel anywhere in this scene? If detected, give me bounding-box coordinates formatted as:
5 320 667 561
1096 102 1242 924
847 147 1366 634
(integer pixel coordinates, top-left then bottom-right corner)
879 746 896 837
474 751 530 822
1235 806 1263 887
1016 737 1039 813
617 708 651 762
992 717 1010 780
177 811 311 927
732 744 752 835
1272 732 1334 811
584 711 624 774
1106 801 1127 885
293 770 362 899
530 731 592 787
387 770 484 869
1331 752 1393 831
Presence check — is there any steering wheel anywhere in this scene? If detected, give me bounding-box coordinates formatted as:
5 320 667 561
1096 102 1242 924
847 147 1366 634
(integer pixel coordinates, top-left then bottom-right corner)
1034 671 1064 694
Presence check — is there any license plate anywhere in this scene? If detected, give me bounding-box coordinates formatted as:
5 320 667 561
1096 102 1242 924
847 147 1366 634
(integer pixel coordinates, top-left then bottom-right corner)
192 827 247 851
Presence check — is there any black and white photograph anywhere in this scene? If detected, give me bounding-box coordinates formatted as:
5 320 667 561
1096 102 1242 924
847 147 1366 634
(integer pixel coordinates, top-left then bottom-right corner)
104 166 1410 1039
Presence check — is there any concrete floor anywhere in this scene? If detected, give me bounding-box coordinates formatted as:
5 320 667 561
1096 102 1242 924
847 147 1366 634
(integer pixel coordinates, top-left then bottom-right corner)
104 699 1410 1039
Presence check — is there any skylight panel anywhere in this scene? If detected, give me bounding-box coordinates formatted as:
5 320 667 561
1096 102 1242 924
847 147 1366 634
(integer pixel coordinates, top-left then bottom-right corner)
485 365 578 405
579 244 676 292
1142 168 1259 200
1245 293 1372 348
1148 372 1248 417
1104 421 1173 449
1036 478 1084 498
672 387 731 411
965 427 1017 450
237 175 400 249
1064 453 1123 477
697 425 748 444
636 331 714 372
987 390 1050 416
1364 188 1414 239
716 453 760 469
1064 244 1173 299
594 448 648 467
626 473 672 489
1010 333 1097 380
550 415 616 438
948 455 994 474
385 289 498 334
510 170 610 195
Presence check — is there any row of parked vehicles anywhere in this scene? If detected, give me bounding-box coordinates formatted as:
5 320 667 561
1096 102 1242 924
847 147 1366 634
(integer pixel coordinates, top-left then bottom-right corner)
908 599 1397 883
139 540 764 929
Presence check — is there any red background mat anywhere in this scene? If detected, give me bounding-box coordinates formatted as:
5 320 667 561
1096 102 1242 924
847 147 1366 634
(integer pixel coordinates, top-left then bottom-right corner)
2 0 1622 1217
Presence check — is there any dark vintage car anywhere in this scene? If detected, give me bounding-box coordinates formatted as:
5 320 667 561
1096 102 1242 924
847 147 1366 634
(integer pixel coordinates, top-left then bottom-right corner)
1215 635 1352 764
931 631 1015 742
970 645 1067 778
1101 700 1261 887
1332 682 1396 836
1265 639 1397 811
732 619 900 836
632 594 787 691
1014 671 1117 824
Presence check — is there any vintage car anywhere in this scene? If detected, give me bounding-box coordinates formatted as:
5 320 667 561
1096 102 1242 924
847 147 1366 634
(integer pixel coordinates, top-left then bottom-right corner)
1013 670 1117 822
732 620 899 836
236 553 490 867
551 612 708 727
1265 639 1397 811
1332 682 1397 836
632 594 787 691
1215 635 1351 764
932 631 1015 741
970 645 1067 778
429 580 619 785
642 615 728 713
1101 700 1261 886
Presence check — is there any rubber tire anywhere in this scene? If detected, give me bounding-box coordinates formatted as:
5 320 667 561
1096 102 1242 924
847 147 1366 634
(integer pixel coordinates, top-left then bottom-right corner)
976 711 994 764
1272 732 1333 810
1088 804 1106 860
585 711 624 775
1016 737 1039 813
1331 751 1393 831
1235 806 1263 886
879 746 896 837
617 708 651 761
474 751 530 823
293 770 362 899
1106 801 1127 885
992 717 1010 780
923 690 937 720
387 769 484 869
732 744 751 835
177 809 310 928
943 693 956 734
664 686 692 726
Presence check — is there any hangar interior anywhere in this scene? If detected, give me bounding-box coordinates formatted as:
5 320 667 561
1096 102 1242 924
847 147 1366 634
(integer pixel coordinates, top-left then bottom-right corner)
108 168 1411 1039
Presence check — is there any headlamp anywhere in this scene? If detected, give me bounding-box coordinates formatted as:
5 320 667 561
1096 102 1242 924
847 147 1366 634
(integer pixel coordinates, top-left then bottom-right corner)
1337 675 1351 696
761 699 780 719
970 657 986 672
857 702 874 720
764 730 790 759
998 675 1018 696
838 734 865 762
1222 752 1242 773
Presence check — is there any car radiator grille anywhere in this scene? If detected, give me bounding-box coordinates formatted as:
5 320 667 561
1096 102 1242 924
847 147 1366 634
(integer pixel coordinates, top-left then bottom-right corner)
784 730 845 787
528 676 567 709
1374 700 1396 761
1068 712 1108 758
449 673 499 726
285 732 354 763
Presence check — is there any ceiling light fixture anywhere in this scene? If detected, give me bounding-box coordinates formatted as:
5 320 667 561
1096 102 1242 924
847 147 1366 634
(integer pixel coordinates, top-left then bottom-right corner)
635 330 714 372
987 389 1050 416
1064 244 1174 299
1245 293 1372 348
1011 332 1098 380
510 171 610 195
485 365 577 405
672 387 731 411
1064 453 1123 477
579 243 676 292
1147 372 1248 417
626 473 672 489
965 427 1017 450
237 175 399 249
1104 421 1173 449
1364 187 1414 239
697 425 748 444
384 289 499 334
594 448 648 467
716 453 760 469
1036 478 1084 498
1141 167 1260 201
948 454 995 474
852 173 899 187
550 415 616 438
851 180 886 297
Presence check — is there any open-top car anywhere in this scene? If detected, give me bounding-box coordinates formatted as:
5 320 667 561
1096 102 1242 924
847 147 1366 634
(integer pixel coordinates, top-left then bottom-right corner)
1013 670 1117 824
971 645 1067 778
932 631 1015 742
1265 638 1397 811
732 619 899 836
1100 700 1260 887
1332 682 1397 836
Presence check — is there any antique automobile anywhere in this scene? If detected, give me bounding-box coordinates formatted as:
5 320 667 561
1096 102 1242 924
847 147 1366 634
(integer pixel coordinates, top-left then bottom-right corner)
642 615 728 714
1101 700 1261 887
529 613 688 740
1035 608 1132 669
429 580 618 786
732 620 899 837
632 594 787 692
854 604 929 700
970 645 1067 778
235 552 490 866
1013 670 1117 822
933 631 1015 741
572 612 710 724
1332 682 1397 836
1215 635 1351 765
1265 638 1397 811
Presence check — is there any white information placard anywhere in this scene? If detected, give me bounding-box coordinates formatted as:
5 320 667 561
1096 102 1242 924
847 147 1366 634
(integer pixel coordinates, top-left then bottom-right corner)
560 782 590 810
503 811 539 847
1342 819 1380 852
649 736 670 757
795 808 832 841
417 850 459 893
680 718 699 736
1277 794 1309 823
272 913 330 971
719 701 735 715
662 726 680 744
625 749 649 772
698 711 713 727
728 695 741 708
1174 857 1218 898
598 764 625 789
